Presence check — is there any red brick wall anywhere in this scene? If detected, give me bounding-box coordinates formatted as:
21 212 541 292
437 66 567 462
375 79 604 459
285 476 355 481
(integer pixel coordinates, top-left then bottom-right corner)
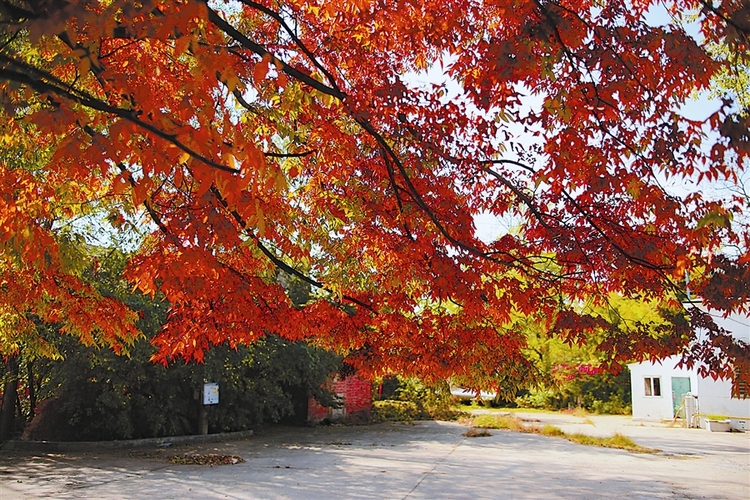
308 375 371 422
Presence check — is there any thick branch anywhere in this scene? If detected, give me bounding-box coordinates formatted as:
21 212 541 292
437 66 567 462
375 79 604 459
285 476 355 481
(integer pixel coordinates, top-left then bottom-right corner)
204 4 344 100
264 150 315 158
238 0 342 94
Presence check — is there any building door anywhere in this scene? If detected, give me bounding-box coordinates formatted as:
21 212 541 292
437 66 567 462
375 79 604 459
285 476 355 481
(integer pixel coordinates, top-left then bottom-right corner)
671 377 692 418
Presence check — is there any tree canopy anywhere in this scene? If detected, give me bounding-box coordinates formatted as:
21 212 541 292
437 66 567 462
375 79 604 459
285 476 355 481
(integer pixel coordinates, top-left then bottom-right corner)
0 0 748 388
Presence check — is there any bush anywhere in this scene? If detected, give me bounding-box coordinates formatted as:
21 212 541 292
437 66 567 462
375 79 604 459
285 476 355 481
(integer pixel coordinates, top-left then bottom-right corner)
515 388 557 410
371 400 420 422
19 249 343 441
589 394 632 415
514 369 632 415
24 336 341 441
371 378 467 422
395 378 465 420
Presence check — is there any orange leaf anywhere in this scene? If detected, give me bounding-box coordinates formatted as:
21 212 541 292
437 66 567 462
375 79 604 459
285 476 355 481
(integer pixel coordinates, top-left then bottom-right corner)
253 55 271 87
174 36 191 57
112 174 129 195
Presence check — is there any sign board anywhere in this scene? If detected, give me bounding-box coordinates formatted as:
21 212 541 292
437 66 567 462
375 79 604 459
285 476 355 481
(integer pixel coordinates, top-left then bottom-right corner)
203 382 219 405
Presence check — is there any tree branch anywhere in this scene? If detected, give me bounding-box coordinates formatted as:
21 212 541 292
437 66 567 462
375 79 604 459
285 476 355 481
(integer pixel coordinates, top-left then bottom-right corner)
204 4 344 100
0 60 240 175
207 185 378 314
237 0 343 95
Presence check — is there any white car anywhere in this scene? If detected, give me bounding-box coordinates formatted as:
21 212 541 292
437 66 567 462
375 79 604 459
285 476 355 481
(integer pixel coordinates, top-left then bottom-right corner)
450 386 496 403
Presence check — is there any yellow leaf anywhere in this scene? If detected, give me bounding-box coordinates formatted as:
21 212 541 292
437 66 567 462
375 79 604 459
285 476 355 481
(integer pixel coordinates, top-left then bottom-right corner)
274 169 288 191
227 153 238 171
320 92 334 107
215 171 230 195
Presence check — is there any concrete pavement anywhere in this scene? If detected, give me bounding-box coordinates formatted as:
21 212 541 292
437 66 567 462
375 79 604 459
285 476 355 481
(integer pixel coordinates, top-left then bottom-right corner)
0 415 748 499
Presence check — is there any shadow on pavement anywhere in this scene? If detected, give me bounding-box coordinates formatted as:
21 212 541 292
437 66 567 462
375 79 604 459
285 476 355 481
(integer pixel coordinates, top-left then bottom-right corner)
1 420 748 499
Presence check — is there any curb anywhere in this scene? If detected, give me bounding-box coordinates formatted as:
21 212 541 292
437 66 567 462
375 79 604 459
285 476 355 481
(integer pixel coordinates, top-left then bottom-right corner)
0 429 254 453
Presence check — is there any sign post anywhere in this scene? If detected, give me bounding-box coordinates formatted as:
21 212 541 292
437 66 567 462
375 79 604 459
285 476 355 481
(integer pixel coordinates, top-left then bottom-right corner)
199 382 219 435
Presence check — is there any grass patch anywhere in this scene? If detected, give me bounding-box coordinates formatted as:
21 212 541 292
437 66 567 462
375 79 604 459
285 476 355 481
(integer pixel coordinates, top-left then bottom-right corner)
456 402 496 411
563 407 590 418
463 427 493 438
704 414 730 421
561 408 595 425
561 432 656 453
467 414 659 454
540 424 566 437
470 414 525 431
373 400 468 422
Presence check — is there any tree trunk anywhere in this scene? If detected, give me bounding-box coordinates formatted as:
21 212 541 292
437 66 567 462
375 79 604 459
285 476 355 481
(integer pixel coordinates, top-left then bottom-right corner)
0 355 20 442
27 360 36 421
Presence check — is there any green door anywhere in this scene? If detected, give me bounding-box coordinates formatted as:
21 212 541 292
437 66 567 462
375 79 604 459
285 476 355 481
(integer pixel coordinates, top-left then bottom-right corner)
671 377 692 418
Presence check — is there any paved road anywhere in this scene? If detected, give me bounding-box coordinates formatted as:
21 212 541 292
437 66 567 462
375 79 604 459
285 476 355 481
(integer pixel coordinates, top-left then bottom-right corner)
1 415 748 499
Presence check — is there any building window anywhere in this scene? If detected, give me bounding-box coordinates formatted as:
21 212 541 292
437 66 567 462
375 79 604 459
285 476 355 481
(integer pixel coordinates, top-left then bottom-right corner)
736 379 748 399
644 377 661 397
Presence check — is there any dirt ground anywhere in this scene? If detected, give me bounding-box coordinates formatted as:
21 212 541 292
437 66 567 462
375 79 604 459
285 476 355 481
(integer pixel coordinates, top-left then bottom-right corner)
1 413 748 499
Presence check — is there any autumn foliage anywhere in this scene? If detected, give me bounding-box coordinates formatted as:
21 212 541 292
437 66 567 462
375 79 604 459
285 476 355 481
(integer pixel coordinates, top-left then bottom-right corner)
0 0 749 388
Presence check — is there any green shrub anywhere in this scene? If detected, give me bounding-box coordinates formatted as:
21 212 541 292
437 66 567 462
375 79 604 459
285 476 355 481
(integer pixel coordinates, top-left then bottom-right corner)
515 388 557 410
589 394 632 415
380 377 466 421
24 335 341 441
19 249 343 442
371 400 420 422
514 369 632 415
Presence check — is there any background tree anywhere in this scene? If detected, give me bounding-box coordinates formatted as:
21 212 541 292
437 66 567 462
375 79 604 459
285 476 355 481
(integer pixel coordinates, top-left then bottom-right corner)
514 295 671 412
0 1 748 393
21 249 341 441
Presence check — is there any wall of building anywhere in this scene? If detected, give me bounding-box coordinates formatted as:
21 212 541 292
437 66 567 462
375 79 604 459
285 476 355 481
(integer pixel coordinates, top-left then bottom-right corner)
630 307 750 421
308 375 371 422
696 377 750 418
694 307 750 418
629 356 699 421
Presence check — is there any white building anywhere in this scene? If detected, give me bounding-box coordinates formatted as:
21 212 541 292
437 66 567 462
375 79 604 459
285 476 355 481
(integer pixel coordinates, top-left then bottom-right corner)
629 306 750 422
